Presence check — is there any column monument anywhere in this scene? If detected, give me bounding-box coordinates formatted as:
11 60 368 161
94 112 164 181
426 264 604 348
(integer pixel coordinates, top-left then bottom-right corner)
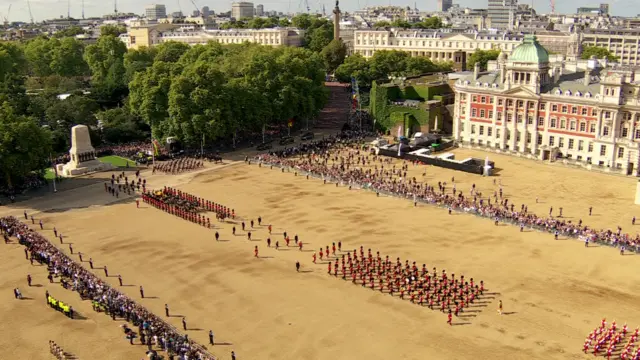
56 125 115 177
333 0 341 41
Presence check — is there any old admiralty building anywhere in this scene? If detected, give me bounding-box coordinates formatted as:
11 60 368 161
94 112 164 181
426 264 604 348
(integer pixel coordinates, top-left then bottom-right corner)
453 35 640 176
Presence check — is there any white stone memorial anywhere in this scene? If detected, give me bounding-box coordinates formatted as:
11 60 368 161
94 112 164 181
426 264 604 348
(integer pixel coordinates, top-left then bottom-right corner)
56 125 115 177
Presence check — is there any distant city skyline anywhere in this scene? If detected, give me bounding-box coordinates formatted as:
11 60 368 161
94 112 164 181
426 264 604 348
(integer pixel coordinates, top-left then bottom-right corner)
2 0 638 24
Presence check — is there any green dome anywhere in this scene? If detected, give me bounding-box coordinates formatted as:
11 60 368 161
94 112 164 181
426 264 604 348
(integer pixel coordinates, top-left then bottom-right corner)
509 35 549 64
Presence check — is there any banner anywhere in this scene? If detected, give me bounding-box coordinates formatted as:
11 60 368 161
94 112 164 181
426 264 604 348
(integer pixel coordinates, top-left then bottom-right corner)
288 119 294 128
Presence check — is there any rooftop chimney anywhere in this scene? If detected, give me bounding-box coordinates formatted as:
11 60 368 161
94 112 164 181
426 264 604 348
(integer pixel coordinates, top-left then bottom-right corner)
473 62 480 81
553 66 560 83
583 70 591 86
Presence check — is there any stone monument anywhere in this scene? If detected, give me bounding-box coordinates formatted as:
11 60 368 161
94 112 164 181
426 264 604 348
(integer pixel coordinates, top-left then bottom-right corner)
56 125 115 177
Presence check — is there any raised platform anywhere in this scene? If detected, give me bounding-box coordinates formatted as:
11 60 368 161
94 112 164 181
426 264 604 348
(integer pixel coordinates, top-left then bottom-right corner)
377 145 495 175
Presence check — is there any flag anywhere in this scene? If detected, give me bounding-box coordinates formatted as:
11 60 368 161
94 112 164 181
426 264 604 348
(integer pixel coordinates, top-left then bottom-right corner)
152 139 161 156
288 119 294 128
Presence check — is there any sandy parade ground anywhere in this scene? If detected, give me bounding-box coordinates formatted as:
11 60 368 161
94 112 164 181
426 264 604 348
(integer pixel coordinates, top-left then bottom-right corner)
2 146 640 360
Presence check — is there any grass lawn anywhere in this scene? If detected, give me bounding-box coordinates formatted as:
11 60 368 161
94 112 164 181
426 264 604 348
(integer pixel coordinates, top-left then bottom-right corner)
44 168 56 180
99 155 137 168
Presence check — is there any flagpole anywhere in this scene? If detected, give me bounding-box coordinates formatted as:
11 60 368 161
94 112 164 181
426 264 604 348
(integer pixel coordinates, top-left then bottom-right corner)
50 153 57 193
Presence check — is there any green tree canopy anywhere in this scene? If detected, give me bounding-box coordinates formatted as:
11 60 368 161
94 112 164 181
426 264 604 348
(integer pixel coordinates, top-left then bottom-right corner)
581 46 619 62
52 26 85 38
0 102 52 189
373 21 390 28
25 37 88 77
335 50 452 87
100 24 127 37
321 39 347 73
413 17 443 29
467 49 501 70
390 19 412 29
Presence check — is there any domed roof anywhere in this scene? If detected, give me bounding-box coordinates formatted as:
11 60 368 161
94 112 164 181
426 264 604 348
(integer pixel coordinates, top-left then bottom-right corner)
509 35 549 64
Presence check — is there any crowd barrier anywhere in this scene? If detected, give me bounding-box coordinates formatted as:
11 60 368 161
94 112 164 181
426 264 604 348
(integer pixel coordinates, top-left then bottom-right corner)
255 160 640 254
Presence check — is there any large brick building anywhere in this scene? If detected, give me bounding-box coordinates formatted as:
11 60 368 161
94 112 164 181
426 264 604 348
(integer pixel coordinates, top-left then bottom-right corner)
453 35 640 176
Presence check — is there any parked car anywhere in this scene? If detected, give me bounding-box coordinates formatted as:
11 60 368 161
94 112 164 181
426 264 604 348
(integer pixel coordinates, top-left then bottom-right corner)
279 136 295 145
256 142 273 151
300 131 314 141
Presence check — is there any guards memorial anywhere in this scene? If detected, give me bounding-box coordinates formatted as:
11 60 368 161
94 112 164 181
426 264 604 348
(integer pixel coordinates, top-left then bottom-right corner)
56 125 115 177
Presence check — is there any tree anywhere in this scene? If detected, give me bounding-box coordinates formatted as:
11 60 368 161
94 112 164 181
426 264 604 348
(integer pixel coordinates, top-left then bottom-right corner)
24 37 55 77
100 24 127 37
279 18 291 27
154 41 191 63
0 42 29 112
467 49 501 71
124 46 158 83
291 14 314 30
84 35 127 82
335 54 370 85
128 61 177 139
373 21 390 28
413 17 443 29
321 39 347 72
52 26 85 38
307 25 332 52
25 37 88 77
390 19 412 29
581 46 619 62
51 37 89 77
96 107 148 144
84 35 128 104
0 102 52 189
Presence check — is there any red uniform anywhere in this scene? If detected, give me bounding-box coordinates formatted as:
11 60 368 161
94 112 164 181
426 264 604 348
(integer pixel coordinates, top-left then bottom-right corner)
312 253 316 263
254 246 259 258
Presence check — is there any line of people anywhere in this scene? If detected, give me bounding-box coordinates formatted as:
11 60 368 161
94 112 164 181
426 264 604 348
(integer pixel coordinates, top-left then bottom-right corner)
49 340 71 360
584 319 640 359
0 216 216 360
152 157 204 175
47 293 75 319
253 135 640 254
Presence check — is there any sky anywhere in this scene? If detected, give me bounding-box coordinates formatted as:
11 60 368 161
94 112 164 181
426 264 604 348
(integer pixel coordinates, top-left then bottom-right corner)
1 0 639 24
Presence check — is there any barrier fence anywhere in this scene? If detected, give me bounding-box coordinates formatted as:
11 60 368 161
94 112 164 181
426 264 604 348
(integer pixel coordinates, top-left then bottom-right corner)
254 159 640 254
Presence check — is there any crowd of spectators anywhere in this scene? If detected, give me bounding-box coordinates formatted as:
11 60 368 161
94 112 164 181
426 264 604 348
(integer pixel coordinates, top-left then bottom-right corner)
0 216 215 360
254 134 640 254
0 174 47 200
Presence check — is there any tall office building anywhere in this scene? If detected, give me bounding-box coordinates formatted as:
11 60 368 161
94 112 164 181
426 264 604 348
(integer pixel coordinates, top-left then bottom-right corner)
232 2 255 19
488 0 516 29
256 4 264 16
201 6 210 17
437 0 453 12
145 4 167 20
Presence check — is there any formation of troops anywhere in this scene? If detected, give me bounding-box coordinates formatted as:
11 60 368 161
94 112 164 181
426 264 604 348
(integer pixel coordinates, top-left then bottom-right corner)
104 171 146 198
584 319 640 359
153 157 204 175
0 216 216 360
316 244 487 323
255 134 639 254
142 186 235 226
